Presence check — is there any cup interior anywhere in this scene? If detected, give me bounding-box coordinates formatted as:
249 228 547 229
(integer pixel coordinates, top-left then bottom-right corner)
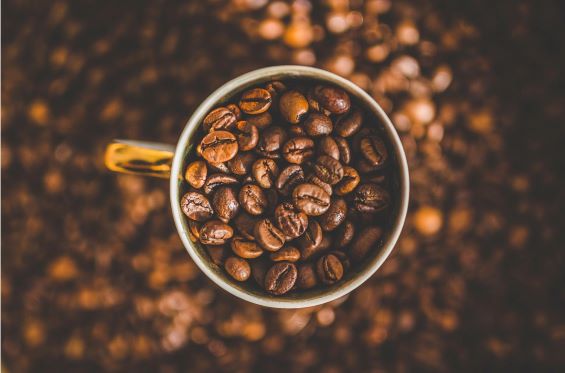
170 66 409 308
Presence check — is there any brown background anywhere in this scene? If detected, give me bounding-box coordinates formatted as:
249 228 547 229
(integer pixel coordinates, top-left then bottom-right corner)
2 0 564 372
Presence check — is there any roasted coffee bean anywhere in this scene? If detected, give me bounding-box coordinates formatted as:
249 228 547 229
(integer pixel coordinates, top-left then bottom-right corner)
329 250 351 271
188 220 202 242
334 107 363 137
246 111 272 130
264 262 297 295
203 107 237 132
231 236 264 259
206 245 229 266
254 218 286 252
313 155 344 185
335 166 361 195
274 202 308 239
233 213 258 240
282 137 314 164
276 165 305 196
200 130 238 163
250 258 269 286
293 183 331 216
279 90 309 124
235 121 259 151
354 183 391 213
297 263 318 289
225 256 251 281
297 220 323 259
227 152 256 175
208 161 230 174
334 136 351 164
256 126 287 158
350 226 383 262
306 174 333 196
319 197 347 231
304 112 333 136
334 220 355 247
185 160 207 189
316 254 344 284
239 183 267 215
288 125 306 137
360 134 388 168
199 220 234 245
356 157 379 174
212 186 239 223
252 158 279 189
239 88 272 114
309 85 351 114
270 246 301 262
226 103 241 120
265 80 286 100
203 173 238 194
318 136 340 160
181 191 214 221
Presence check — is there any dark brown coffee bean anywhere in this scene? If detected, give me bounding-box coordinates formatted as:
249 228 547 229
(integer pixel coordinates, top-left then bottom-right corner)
335 166 360 195
274 202 308 239
288 125 306 137
208 161 230 174
225 256 251 281
334 220 355 247
303 112 333 137
293 183 331 216
203 107 237 132
297 220 323 260
334 136 351 164
212 186 239 223
239 88 272 114
328 250 350 271
200 130 238 163
226 103 241 120
233 213 258 240
309 85 351 114
227 152 256 175
254 218 286 252
306 174 333 196
181 191 214 221
270 246 301 262
334 107 363 137
245 112 272 130
316 254 343 284
264 262 297 295
206 245 229 266
356 157 379 174
313 155 344 185
279 90 309 124
199 220 234 245
265 80 287 100
360 134 388 168
276 165 305 196
350 226 382 262
252 158 279 189
239 183 267 216
188 220 202 242
231 236 264 259
203 173 238 194
282 137 315 164
185 160 207 189
318 136 340 160
235 120 259 151
354 184 391 213
297 263 318 289
319 197 348 231
256 126 287 158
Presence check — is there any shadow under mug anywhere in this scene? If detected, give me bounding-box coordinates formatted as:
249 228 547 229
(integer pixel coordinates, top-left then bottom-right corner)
105 65 409 309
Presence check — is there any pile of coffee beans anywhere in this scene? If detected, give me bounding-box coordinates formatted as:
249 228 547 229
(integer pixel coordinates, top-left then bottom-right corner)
180 80 395 295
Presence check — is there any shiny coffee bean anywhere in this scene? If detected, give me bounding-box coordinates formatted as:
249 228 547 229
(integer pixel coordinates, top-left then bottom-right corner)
282 137 314 164
318 136 340 160
208 161 230 174
206 245 229 266
212 186 239 223
233 213 258 241
274 202 308 239
276 165 305 196
239 183 267 216
203 173 238 194
264 262 297 295
225 256 251 281
252 158 279 189
309 85 351 114
313 155 344 185
303 112 333 137
354 183 391 213
306 174 333 196
185 160 207 189
350 226 382 262
334 136 351 164
256 126 287 158
335 166 361 195
293 183 331 216
203 107 237 132
279 90 309 124
227 152 256 175
297 263 318 289
360 134 388 168
245 111 272 130
334 107 362 137
236 121 259 151
181 191 214 221
200 130 238 163
317 254 344 284
239 88 272 114
188 220 202 242
254 218 286 252
334 220 355 247
226 103 241 120
319 197 347 231
297 220 323 260
270 246 301 262
328 250 350 271
199 220 234 245
231 236 264 259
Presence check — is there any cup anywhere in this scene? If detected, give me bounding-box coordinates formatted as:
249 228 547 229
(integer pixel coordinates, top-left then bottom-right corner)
105 65 409 308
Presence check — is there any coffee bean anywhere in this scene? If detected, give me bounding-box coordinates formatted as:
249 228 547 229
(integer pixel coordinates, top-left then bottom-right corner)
328 250 351 271
246 112 272 130
349 226 382 262
199 220 234 245
185 160 207 189
252 158 279 189
304 112 333 136
225 256 251 281
309 85 351 114
264 262 297 295
353 183 391 213
254 218 286 251
334 136 351 164
274 202 308 239
306 174 333 196
356 157 379 174
288 125 306 137
212 186 239 223
208 161 230 174
313 155 344 185
279 90 309 124
256 126 287 158
297 220 323 259
270 246 301 262
265 80 286 100
335 166 360 195
227 152 256 175
317 234 332 252
297 263 318 289
276 165 305 196
188 220 202 241
334 220 355 247
235 120 259 151
226 103 241 120
316 254 344 284
239 183 267 215
282 136 314 164
360 134 388 168
319 197 347 231
200 130 238 163
293 183 331 216
239 88 272 114
334 107 362 137
203 107 237 132
203 173 239 194
206 245 229 266
181 191 214 221
231 236 264 259
318 136 340 160
233 213 258 240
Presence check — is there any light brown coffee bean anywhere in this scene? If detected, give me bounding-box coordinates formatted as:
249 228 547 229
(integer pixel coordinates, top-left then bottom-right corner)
231 237 264 259
254 218 286 252
292 183 331 216
200 130 238 163
185 160 207 189
199 220 234 245
279 90 309 124
225 256 251 281
252 158 279 189
236 120 259 151
239 183 268 215
270 246 301 262
181 191 214 222
212 186 239 223
239 88 272 114
203 107 237 132
203 173 238 195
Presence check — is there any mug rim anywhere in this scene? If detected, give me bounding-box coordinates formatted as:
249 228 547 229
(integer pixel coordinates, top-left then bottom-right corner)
170 65 409 308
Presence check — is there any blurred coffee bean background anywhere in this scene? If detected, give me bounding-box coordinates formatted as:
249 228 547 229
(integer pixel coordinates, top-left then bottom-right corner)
2 0 564 371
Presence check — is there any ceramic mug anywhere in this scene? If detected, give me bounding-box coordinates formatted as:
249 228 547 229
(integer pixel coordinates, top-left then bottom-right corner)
104 65 409 308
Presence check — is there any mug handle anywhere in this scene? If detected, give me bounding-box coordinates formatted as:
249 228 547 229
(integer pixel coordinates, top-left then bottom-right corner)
104 140 176 179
